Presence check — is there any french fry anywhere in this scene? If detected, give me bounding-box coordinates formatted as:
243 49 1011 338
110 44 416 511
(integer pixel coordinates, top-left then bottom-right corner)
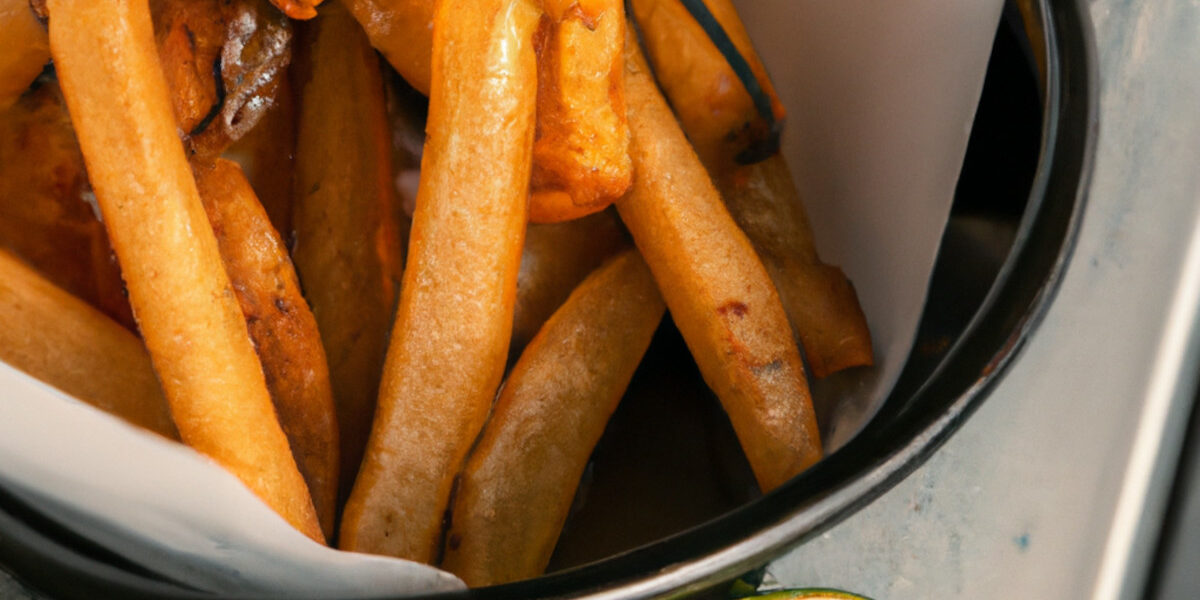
617 38 821 491
342 0 434 96
512 209 628 355
0 82 133 330
0 249 176 439
442 249 664 586
528 0 631 223
194 158 339 542
152 0 293 160
341 0 636 223
717 157 873 377
631 0 872 377
47 0 322 542
0 0 49 109
343 0 631 223
339 0 540 562
292 1 404 504
628 0 782 169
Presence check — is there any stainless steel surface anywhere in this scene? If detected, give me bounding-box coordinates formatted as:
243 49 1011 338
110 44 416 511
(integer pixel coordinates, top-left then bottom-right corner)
767 1 1200 598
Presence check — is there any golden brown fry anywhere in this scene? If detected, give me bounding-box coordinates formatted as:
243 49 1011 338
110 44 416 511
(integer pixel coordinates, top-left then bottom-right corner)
719 156 873 377
342 0 434 96
0 82 133 330
194 158 339 542
512 209 627 355
628 0 782 168
152 0 293 160
442 249 663 586
344 0 631 223
0 0 49 109
631 0 872 377
223 74 298 237
292 1 404 505
0 249 176 439
48 0 322 543
339 0 540 562
528 0 631 223
617 39 820 492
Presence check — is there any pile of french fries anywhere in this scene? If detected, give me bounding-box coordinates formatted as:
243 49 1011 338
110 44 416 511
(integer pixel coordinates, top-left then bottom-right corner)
0 0 872 587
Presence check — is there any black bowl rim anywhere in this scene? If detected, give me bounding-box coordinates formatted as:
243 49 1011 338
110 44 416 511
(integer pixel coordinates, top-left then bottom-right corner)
0 0 1098 598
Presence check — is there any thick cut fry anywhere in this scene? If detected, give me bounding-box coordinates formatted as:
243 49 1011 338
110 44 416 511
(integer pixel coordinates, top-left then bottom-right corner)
617 40 820 491
512 209 628 355
342 0 434 96
152 0 292 160
528 0 631 223
631 0 872 376
0 0 49 109
194 158 339 542
292 1 404 504
339 0 540 562
48 0 322 543
442 249 664 586
0 250 176 439
0 82 133 330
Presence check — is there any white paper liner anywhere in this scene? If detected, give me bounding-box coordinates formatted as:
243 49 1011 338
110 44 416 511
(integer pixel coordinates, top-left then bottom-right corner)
739 0 1007 448
0 0 1004 594
0 362 464 597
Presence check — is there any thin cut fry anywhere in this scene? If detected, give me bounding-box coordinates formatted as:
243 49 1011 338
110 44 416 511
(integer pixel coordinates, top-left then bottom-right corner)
0 249 176 439
194 158 340 542
631 0 872 377
342 0 434 95
0 0 49 109
340 0 541 562
617 38 821 491
442 249 664 586
528 0 631 223
0 82 133 330
292 0 404 504
512 209 628 355
47 0 322 542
